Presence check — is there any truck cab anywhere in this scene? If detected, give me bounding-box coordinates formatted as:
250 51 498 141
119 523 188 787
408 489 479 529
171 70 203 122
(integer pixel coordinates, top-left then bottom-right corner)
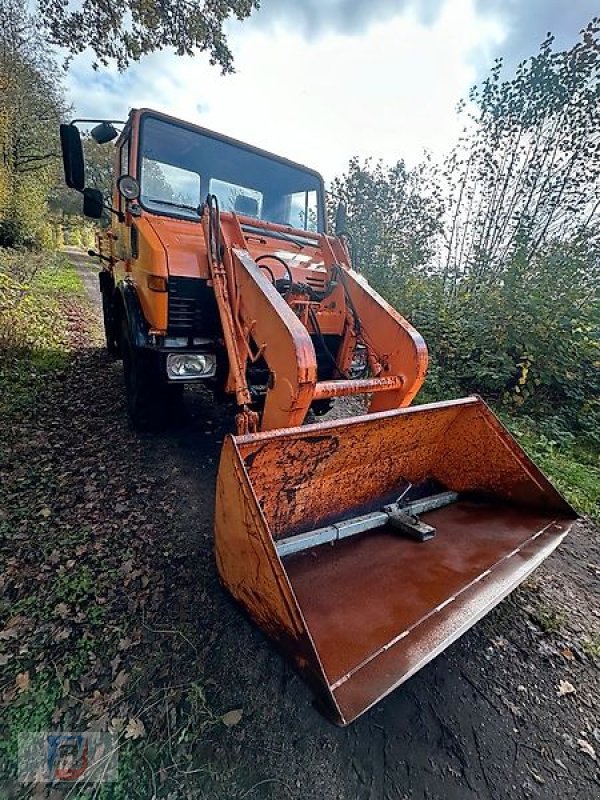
60 108 427 432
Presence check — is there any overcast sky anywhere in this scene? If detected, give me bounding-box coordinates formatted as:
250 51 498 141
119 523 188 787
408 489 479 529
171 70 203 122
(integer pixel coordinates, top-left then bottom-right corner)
66 0 597 181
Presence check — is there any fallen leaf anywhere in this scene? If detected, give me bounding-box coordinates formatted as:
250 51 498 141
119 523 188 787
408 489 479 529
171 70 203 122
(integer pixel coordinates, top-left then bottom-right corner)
53 627 70 642
503 699 521 717
40 507 51 518
16 671 30 692
557 680 576 697
561 647 575 661
577 739 596 760
54 603 69 618
124 718 145 740
221 709 243 727
112 670 129 690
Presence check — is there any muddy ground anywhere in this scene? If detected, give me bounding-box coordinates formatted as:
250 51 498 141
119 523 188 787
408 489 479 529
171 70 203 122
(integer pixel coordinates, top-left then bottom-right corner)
2 250 599 799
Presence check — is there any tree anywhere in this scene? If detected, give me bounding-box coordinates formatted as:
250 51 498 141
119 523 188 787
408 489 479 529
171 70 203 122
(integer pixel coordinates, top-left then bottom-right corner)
441 18 600 294
330 157 443 297
330 19 600 432
38 0 259 72
0 0 66 246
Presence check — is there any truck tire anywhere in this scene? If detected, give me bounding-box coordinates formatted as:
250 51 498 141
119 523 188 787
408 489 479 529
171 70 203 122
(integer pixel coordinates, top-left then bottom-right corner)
121 316 169 431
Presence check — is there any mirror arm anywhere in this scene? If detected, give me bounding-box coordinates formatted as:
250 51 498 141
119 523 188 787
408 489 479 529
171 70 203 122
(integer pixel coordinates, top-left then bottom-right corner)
88 249 112 264
106 205 125 223
70 118 126 126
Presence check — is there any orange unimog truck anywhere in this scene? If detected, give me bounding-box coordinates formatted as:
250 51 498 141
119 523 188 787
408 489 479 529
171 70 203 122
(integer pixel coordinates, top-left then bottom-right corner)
60 110 576 725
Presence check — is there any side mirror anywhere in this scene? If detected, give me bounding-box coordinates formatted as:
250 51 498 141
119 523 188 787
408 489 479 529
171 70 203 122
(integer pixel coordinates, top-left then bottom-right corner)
90 121 119 144
59 124 85 191
334 201 348 237
83 188 104 219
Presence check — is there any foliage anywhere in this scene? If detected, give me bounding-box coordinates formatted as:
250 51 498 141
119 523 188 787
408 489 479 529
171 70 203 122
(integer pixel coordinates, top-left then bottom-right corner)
0 251 83 414
0 670 63 779
0 0 66 248
330 156 444 296
505 413 599 521
38 0 259 72
0 249 81 348
582 634 600 659
405 237 600 440
442 18 600 285
336 21 600 452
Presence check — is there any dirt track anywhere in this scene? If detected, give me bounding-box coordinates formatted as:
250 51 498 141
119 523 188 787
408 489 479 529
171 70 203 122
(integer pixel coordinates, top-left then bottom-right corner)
11 250 599 799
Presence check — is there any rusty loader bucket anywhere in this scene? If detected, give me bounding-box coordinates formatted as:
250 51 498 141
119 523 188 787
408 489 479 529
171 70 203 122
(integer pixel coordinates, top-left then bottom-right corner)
214 397 577 725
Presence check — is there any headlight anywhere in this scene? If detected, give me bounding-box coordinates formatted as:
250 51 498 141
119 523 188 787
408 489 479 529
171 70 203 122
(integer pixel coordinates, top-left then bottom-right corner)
166 353 216 380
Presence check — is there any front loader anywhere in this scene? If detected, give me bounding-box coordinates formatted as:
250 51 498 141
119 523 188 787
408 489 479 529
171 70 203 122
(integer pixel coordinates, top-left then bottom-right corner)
60 109 577 725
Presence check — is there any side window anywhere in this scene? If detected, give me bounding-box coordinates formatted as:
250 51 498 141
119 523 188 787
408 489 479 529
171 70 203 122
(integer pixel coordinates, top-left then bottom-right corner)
117 139 130 214
120 139 129 177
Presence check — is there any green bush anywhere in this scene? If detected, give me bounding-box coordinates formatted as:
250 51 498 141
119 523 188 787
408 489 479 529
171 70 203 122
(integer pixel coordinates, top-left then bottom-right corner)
388 239 600 450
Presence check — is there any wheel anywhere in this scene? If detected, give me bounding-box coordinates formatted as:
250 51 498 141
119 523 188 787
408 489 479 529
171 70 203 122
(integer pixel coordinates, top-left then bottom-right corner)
120 316 175 431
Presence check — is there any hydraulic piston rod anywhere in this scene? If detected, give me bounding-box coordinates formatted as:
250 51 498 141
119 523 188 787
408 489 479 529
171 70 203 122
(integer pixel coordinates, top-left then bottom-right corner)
276 491 458 558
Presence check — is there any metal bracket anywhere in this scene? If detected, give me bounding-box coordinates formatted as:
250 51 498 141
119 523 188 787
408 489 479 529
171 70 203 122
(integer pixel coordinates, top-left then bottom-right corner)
276 490 457 558
385 508 436 542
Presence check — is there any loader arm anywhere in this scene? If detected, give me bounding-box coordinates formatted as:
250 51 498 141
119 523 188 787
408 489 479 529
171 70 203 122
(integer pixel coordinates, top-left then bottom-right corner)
204 201 318 432
331 265 428 411
205 201 429 432
231 248 317 430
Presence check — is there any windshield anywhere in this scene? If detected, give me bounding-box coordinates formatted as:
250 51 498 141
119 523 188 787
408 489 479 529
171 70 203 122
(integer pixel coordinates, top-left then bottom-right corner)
138 115 324 231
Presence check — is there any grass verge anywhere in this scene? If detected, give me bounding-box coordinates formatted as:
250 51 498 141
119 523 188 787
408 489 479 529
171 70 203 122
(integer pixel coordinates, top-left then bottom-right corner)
0 251 85 417
505 414 599 522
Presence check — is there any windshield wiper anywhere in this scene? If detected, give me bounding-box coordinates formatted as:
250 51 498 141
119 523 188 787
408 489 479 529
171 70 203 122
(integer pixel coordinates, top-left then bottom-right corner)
145 198 201 214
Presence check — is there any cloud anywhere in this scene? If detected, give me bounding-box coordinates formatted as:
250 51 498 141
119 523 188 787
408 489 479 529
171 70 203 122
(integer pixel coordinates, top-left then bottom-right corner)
253 0 597 73
249 0 446 37
475 0 598 69
67 0 501 178
65 0 597 180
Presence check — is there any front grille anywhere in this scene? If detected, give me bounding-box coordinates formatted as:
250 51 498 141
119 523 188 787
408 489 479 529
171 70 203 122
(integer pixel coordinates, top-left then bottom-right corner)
167 277 220 336
168 296 198 331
